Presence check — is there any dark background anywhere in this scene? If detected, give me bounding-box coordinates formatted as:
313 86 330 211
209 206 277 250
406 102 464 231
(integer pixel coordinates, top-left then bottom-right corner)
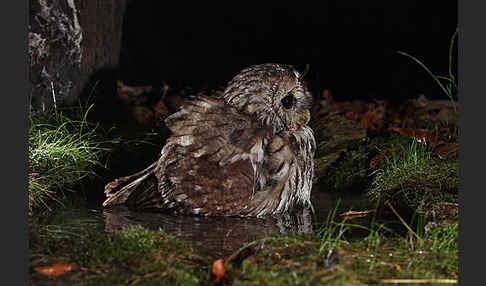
119 1 457 103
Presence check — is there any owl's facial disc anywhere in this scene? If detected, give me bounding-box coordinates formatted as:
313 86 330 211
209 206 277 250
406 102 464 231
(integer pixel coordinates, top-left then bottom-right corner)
284 84 312 129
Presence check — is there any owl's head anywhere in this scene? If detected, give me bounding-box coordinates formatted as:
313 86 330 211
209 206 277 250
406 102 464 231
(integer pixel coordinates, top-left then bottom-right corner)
223 63 313 133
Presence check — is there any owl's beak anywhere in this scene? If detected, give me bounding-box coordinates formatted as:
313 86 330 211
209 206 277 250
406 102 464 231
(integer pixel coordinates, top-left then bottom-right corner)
305 110 311 125
301 110 311 125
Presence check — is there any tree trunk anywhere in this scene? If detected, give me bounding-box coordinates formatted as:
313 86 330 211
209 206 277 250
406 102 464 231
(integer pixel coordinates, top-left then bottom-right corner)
28 0 129 113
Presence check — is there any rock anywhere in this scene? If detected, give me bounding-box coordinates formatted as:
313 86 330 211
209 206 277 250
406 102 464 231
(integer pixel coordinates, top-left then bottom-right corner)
310 114 367 180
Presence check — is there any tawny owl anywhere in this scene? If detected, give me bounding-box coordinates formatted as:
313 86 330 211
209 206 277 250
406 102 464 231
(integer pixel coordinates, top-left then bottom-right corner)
103 63 316 217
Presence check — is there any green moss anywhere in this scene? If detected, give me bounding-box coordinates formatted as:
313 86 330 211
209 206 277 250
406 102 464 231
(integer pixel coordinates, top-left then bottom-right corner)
342 222 458 284
227 235 352 286
29 223 208 286
318 131 457 220
225 220 457 285
368 135 458 213
318 133 415 192
319 143 370 191
311 114 367 181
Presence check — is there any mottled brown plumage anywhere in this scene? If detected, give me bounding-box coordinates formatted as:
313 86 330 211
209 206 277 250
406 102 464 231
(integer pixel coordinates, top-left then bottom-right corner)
103 63 316 217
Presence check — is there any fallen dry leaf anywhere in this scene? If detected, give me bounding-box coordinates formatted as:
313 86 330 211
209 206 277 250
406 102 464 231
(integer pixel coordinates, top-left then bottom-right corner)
390 111 402 124
322 89 333 101
33 263 78 277
434 143 458 159
117 92 131 105
369 149 399 169
210 259 226 283
389 127 438 146
360 109 384 130
344 111 359 121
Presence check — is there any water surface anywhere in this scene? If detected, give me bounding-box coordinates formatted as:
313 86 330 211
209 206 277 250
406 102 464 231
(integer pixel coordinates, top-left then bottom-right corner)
40 190 368 259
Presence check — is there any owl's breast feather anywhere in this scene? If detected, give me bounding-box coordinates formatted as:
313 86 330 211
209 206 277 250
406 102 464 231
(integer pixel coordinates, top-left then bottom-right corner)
242 125 316 217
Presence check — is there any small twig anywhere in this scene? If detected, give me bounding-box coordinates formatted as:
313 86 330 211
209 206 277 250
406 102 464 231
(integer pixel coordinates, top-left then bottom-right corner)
409 230 414 251
50 81 57 113
222 227 234 249
339 209 375 218
385 201 421 241
381 278 457 284
129 271 159 286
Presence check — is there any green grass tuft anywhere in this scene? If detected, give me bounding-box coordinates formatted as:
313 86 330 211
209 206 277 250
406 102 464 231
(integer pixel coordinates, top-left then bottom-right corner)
397 28 458 113
28 104 116 215
311 202 457 284
316 200 351 252
368 136 457 213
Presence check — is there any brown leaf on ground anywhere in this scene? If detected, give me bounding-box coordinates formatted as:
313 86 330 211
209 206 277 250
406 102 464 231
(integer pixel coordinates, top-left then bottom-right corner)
390 111 402 124
131 105 154 125
322 89 333 101
117 92 131 105
431 107 456 123
373 99 389 106
344 111 359 121
434 143 458 159
360 109 384 130
333 100 367 116
369 149 399 169
389 127 439 146
33 263 78 277
210 259 226 283
316 89 368 118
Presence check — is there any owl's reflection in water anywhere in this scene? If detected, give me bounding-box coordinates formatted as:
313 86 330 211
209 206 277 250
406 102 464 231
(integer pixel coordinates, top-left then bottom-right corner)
103 205 313 259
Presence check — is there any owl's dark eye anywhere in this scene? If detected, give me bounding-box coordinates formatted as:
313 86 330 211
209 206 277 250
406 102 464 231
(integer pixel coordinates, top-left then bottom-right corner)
281 93 295 109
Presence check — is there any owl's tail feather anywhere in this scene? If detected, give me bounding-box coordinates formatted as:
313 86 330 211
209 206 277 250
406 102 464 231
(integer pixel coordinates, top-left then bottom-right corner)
103 161 159 209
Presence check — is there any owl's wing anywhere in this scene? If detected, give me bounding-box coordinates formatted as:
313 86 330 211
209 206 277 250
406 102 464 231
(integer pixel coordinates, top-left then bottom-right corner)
154 96 269 216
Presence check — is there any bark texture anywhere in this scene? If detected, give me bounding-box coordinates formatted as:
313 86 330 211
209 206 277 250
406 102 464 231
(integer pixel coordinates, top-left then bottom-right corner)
29 0 129 112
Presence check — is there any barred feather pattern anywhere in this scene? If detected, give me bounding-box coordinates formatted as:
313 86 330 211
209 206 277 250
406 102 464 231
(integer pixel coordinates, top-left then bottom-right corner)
240 126 315 217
